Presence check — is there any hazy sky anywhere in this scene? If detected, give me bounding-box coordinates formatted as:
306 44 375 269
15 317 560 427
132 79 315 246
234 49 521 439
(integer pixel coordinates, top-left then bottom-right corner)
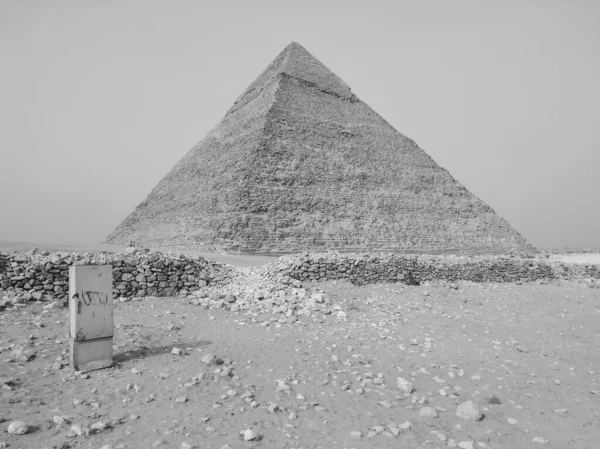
1 0 598 249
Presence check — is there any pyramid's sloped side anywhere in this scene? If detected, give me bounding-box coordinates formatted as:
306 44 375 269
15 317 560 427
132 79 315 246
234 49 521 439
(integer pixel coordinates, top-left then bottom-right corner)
228 45 288 117
105 74 282 248
107 44 533 254
218 75 532 254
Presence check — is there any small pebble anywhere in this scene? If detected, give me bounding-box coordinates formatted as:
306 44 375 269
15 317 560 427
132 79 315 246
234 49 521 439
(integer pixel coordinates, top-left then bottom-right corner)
396 377 414 393
201 353 223 365
7 421 29 435
240 428 258 441
68 424 85 437
456 401 483 421
419 407 438 419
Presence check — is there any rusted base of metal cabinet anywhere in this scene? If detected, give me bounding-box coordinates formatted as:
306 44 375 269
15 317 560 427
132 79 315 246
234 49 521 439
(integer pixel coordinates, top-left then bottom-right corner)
69 336 113 372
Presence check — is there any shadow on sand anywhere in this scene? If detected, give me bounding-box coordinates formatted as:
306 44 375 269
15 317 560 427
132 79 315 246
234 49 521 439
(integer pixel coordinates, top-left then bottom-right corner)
113 339 213 364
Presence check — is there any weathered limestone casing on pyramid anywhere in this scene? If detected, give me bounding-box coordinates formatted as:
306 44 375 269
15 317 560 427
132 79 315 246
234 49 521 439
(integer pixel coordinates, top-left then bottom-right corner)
107 42 534 254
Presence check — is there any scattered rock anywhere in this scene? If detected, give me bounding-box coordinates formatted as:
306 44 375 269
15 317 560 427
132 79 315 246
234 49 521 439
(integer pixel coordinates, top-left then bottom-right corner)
431 430 446 441
398 421 412 430
240 428 259 441
387 423 400 437
7 421 29 435
456 401 483 421
53 415 71 426
201 353 223 365
419 407 438 419
486 395 501 404
67 424 86 437
396 377 414 393
90 421 109 432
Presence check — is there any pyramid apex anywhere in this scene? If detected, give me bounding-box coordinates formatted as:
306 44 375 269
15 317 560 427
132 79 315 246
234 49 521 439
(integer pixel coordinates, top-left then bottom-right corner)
229 42 355 114
286 41 303 48
279 42 354 99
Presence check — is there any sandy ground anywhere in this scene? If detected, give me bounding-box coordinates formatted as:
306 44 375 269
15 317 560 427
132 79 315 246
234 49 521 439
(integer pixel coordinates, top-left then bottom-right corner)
548 254 600 265
1 279 599 449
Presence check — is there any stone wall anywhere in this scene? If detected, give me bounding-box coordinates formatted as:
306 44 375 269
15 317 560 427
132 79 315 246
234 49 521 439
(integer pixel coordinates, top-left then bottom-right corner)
0 250 228 302
271 253 600 285
2 251 599 308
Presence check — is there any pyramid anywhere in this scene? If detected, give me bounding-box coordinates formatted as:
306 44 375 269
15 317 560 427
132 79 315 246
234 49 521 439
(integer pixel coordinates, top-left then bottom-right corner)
106 42 534 254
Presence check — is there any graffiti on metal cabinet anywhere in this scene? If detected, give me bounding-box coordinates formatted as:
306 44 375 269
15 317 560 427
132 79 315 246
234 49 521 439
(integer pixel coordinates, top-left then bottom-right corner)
72 291 109 306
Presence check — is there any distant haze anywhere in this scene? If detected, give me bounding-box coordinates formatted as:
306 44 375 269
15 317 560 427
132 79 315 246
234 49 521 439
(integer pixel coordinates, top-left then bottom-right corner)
1 0 598 250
